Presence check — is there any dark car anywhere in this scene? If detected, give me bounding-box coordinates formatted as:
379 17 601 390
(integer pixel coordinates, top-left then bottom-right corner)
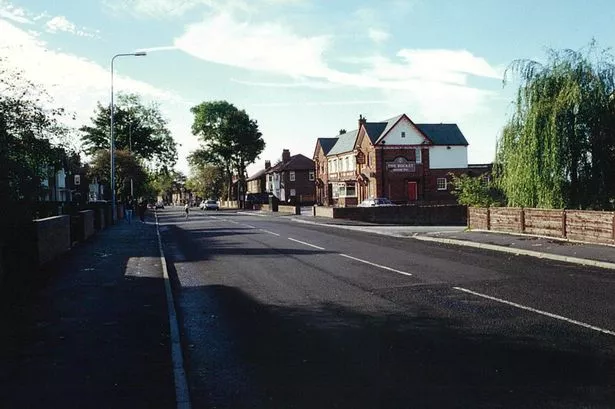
246 192 271 204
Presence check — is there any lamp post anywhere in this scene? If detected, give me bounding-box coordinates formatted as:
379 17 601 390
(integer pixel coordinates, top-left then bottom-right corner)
110 51 146 223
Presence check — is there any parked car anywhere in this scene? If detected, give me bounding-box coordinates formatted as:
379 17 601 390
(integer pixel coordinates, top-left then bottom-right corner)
358 197 397 207
246 192 271 205
200 199 219 210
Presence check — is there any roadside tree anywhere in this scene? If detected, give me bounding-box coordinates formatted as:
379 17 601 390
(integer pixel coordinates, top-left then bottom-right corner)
497 42 615 209
80 93 177 171
189 101 265 201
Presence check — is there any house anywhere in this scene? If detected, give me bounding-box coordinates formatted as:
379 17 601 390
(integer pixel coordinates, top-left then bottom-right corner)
266 149 316 204
246 160 271 194
314 114 470 207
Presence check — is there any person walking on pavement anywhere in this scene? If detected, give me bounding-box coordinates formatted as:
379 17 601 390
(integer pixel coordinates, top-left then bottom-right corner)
138 198 147 222
184 202 190 219
124 196 134 224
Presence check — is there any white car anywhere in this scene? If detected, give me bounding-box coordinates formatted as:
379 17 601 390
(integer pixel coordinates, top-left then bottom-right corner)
358 197 396 207
200 199 219 210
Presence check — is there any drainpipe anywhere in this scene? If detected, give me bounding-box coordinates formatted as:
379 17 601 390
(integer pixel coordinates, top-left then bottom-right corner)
380 140 386 197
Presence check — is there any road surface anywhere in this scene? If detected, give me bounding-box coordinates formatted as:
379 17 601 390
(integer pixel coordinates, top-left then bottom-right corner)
158 208 615 409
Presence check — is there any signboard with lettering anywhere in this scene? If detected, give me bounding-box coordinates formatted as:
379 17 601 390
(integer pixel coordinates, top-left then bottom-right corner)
355 150 365 164
386 157 416 173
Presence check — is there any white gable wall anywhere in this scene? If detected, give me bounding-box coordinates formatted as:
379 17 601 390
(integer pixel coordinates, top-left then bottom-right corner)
382 119 426 145
429 146 467 169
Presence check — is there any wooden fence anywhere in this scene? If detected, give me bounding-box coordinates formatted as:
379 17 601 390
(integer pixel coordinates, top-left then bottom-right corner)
469 207 615 245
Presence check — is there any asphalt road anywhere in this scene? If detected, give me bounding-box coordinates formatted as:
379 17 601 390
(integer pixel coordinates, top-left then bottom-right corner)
158 208 615 409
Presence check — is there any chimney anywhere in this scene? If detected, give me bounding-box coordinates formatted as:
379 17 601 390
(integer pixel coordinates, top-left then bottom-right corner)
358 114 367 129
265 160 271 169
282 149 291 163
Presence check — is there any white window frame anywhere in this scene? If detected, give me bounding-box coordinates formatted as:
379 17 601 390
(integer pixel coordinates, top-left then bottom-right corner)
335 182 356 198
309 170 315 181
437 177 447 190
289 171 295 181
290 188 296 197
332 183 340 198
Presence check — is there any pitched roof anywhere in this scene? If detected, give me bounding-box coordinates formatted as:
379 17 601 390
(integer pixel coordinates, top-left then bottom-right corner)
363 122 388 144
379 114 405 139
317 137 338 155
327 129 359 155
267 153 315 173
246 167 268 181
415 124 468 145
321 115 469 157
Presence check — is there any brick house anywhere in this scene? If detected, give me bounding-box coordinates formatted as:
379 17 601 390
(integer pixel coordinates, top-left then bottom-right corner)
246 160 271 194
314 114 470 207
266 149 316 204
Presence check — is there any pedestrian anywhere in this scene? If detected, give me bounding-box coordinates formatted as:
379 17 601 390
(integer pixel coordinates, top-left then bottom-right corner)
138 198 147 222
124 196 134 224
184 202 189 219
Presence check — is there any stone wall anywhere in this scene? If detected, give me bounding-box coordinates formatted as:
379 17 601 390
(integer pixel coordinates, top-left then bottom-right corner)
35 215 71 266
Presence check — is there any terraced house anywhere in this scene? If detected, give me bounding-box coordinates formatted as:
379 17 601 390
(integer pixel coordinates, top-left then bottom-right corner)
313 114 470 207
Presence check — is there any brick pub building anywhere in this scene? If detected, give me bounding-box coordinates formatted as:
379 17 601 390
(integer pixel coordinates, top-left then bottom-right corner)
314 114 470 207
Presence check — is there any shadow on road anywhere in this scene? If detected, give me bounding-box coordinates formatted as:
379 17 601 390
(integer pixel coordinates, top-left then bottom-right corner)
175 283 615 409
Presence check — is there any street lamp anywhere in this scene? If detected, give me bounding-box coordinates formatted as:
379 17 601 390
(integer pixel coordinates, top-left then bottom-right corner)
110 51 146 222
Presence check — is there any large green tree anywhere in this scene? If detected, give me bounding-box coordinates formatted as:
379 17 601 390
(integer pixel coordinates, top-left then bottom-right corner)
80 93 177 170
189 101 265 201
186 164 224 201
87 149 149 200
0 58 72 211
496 43 615 209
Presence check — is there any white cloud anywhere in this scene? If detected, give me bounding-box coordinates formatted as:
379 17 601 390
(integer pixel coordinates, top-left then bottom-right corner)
368 28 390 43
45 15 98 38
175 13 333 79
0 0 32 24
0 19 182 134
102 0 254 18
175 12 502 136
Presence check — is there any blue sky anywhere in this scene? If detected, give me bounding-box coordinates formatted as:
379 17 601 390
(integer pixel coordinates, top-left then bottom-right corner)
2 0 614 176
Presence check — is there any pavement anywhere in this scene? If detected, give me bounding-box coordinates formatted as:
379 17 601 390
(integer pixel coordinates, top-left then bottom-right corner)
0 212 177 409
2 208 615 408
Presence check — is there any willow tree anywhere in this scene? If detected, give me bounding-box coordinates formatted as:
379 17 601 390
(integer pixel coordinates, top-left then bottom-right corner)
496 43 615 209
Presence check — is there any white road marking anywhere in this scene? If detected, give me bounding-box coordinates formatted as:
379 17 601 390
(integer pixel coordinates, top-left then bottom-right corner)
260 229 280 236
454 287 615 337
155 214 192 409
243 224 256 229
339 254 413 277
288 237 325 250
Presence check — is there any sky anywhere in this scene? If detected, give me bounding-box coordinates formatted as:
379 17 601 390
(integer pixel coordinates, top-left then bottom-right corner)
2 0 615 177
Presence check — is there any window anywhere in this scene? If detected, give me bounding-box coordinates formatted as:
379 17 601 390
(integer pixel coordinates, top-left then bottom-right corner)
289 171 295 181
344 157 349 171
415 148 422 164
336 183 356 197
437 177 447 190
345 184 356 197
332 183 340 198
401 131 406 138
309 170 315 181
290 189 296 196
